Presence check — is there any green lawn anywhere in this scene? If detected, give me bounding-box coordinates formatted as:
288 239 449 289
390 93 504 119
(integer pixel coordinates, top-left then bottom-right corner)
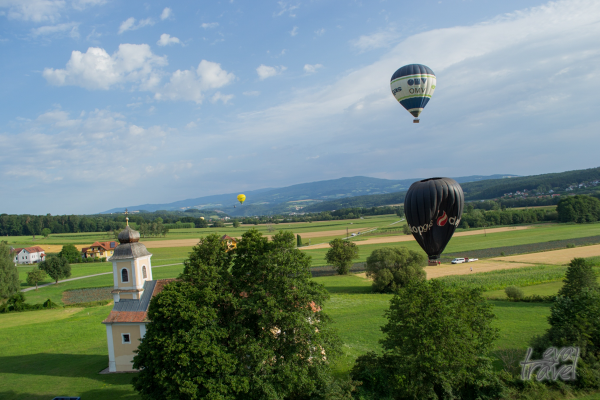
0 305 138 400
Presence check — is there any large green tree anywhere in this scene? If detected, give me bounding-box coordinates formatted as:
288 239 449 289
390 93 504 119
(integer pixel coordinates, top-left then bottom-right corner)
133 230 349 400
558 257 599 298
352 280 503 399
325 238 359 275
365 247 425 293
39 256 71 284
26 267 47 290
58 244 81 264
0 241 19 300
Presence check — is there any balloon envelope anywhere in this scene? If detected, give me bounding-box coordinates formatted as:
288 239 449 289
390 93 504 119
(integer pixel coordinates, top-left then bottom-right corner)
390 64 436 120
404 178 464 263
237 194 246 204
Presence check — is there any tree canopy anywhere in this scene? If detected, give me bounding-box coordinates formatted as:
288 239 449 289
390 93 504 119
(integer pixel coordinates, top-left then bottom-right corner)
133 230 349 400
0 241 19 299
26 267 47 290
39 256 71 284
365 247 425 293
58 244 81 263
557 195 600 223
325 239 359 275
352 280 502 399
558 258 599 298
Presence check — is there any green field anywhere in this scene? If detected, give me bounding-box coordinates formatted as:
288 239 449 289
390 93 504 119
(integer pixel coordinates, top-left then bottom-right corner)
5 219 600 398
0 272 559 399
303 222 600 265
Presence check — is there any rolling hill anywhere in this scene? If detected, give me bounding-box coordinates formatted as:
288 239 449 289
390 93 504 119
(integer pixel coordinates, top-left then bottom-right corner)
101 174 516 216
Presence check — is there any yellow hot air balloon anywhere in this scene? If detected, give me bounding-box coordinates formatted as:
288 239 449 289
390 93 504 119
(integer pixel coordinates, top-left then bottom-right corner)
237 194 246 204
200 217 205 220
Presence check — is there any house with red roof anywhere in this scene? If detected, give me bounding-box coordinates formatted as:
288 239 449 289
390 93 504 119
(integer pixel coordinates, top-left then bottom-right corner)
81 241 118 259
12 246 46 265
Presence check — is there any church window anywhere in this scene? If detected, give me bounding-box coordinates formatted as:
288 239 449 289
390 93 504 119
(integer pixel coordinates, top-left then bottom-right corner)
142 266 147 279
121 268 129 283
122 333 131 344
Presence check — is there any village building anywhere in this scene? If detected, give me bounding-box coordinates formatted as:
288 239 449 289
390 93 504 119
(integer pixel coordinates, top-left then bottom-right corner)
12 246 46 265
221 235 237 251
81 241 118 259
102 220 172 372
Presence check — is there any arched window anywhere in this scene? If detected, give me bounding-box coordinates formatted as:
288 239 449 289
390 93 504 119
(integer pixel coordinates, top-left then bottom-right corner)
142 266 147 279
121 268 129 283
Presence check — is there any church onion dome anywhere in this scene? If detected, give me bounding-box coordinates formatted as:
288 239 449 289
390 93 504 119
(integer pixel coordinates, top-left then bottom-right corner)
118 225 140 244
109 224 151 261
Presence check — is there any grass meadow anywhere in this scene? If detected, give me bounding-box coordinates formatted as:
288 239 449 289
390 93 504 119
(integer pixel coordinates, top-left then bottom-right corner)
4 266 600 399
4 218 600 398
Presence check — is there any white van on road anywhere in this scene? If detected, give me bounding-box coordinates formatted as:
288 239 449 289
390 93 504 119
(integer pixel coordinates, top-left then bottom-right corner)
451 258 466 264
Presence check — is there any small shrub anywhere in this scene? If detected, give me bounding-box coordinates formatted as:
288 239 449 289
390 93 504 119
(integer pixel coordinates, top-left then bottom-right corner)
500 252 506 257
100 257 106 262
505 285 525 300
566 243 576 248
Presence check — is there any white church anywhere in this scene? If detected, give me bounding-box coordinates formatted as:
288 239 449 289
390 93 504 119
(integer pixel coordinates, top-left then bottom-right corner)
102 219 173 372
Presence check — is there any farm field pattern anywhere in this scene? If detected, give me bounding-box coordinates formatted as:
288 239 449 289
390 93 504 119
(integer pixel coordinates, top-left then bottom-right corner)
3 218 600 399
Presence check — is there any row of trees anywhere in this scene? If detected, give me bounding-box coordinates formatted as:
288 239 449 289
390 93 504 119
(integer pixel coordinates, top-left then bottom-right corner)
557 195 600 223
459 205 558 228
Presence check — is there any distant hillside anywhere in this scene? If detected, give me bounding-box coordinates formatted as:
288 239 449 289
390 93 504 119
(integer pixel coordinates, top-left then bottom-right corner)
101 174 517 216
303 167 600 212
460 167 600 200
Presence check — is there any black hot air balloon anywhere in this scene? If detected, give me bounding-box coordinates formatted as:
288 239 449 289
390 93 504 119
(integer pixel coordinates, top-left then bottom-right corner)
404 177 464 265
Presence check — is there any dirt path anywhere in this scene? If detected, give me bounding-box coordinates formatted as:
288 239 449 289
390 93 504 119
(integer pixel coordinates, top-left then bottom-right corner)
490 244 600 265
299 226 532 250
354 261 538 281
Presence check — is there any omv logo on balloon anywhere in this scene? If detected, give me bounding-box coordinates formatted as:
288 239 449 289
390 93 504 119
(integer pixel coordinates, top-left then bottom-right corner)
410 215 460 234
392 87 402 95
437 212 448 226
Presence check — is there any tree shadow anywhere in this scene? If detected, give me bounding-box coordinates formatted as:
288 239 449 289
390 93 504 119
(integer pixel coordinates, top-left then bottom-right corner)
0 353 136 384
0 388 138 400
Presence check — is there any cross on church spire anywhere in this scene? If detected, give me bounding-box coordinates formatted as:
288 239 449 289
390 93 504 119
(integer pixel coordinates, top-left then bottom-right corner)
124 208 129 226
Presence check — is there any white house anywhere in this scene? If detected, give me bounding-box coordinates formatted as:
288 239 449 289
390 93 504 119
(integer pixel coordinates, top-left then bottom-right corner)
12 246 46 265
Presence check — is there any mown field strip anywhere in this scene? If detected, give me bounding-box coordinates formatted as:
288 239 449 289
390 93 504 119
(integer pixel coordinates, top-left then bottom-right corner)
490 244 600 264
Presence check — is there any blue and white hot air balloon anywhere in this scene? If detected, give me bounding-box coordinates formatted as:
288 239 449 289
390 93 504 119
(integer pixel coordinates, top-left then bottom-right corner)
390 64 436 123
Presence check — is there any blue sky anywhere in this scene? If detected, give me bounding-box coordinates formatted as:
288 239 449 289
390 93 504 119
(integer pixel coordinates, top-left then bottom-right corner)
1 0 599 214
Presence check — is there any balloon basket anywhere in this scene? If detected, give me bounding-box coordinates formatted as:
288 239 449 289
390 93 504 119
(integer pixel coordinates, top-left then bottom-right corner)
413 118 420 123
428 260 441 266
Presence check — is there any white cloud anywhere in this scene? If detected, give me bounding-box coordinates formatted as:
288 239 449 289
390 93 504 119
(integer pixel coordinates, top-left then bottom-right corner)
154 60 235 103
157 33 180 46
118 17 154 34
314 28 325 36
290 26 298 36
211 91 234 104
201 22 219 29
0 0 66 22
351 29 400 52
256 64 286 80
43 44 167 90
31 22 79 38
185 121 197 129
72 0 106 10
303 64 322 74
243 91 260 96
274 1 299 17
160 7 172 20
